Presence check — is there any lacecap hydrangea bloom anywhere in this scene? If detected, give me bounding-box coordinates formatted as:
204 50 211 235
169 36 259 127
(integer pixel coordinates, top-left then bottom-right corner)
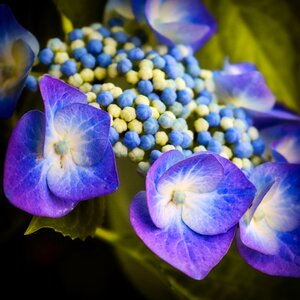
0 4 39 118
4 0 300 281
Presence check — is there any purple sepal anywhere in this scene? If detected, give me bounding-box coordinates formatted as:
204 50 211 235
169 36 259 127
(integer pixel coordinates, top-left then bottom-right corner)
130 191 236 280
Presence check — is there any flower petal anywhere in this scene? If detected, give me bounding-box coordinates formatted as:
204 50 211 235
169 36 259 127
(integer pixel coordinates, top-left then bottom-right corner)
146 150 185 228
3 110 76 217
260 124 300 164
180 153 256 235
144 0 216 50
47 143 119 201
239 163 300 261
53 103 111 166
214 71 275 111
0 4 39 55
236 231 300 277
130 191 236 280
131 0 147 21
223 58 257 74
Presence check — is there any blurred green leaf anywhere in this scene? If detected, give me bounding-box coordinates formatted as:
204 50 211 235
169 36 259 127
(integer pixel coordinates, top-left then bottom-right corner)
25 197 105 240
200 0 300 112
53 0 107 27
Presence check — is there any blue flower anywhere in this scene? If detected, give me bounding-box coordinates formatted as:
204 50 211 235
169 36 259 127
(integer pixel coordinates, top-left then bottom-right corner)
130 150 256 279
214 59 275 112
4 75 119 217
237 162 300 277
0 4 39 118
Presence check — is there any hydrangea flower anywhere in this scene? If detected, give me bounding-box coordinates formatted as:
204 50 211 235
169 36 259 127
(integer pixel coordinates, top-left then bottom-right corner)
4 75 119 217
237 162 300 277
130 150 256 279
0 4 39 118
214 59 275 112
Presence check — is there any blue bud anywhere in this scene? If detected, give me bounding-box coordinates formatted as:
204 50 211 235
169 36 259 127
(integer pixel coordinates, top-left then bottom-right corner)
169 130 183 146
196 96 211 105
80 53 96 68
234 108 247 120
169 47 184 61
220 107 234 118
60 60 77 76
97 53 112 67
136 104 152 121
25 75 38 92
252 138 265 155
158 113 173 128
118 90 136 108
164 64 178 79
149 150 162 164
181 132 193 148
144 118 159 134
207 139 222 154
97 91 114 106
187 65 201 77
123 131 141 149
140 134 155 150
129 36 142 47
177 89 192 105
182 149 193 157
72 47 88 60
68 28 84 41
87 39 103 54
117 58 133 73
206 112 221 127
169 102 183 116
38 48 54 65
197 131 212 146
185 56 198 66
161 88 177 106
113 31 128 44
137 80 153 95
201 89 212 101
108 17 124 27
182 73 195 88
128 47 144 60
151 55 166 68
109 127 119 145
97 27 111 37
233 142 253 158
225 127 240 144
148 93 160 100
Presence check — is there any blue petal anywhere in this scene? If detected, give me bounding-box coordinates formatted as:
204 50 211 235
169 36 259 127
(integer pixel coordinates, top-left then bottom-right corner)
214 71 275 111
144 0 217 50
130 191 236 280
223 58 258 74
0 39 35 118
260 124 300 164
52 103 111 166
146 150 185 228
3 110 76 217
0 4 39 55
131 0 147 21
236 231 300 277
239 163 300 262
47 143 119 201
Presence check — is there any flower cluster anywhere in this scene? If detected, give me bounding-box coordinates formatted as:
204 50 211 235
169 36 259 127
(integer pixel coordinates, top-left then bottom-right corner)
1 0 300 282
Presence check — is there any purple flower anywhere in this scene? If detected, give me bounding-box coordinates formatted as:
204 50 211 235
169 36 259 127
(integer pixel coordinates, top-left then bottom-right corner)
4 75 119 217
130 150 255 279
0 4 39 118
214 59 275 112
237 162 300 277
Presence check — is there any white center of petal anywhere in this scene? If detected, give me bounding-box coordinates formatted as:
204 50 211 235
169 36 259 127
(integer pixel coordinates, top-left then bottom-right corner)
54 140 69 156
172 191 186 205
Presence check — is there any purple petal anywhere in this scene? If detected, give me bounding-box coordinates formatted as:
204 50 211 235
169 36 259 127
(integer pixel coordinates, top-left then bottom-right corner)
239 163 300 263
39 75 87 121
146 150 185 228
3 110 76 217
0 4 39 54
214 71 275 111
131 0 147 21
130 191 236 280
47 143 119 201
236 231 300 277
260 124 300 164
144 0 217 50
179 153 255 235
223 59 258 74
52 103 111 166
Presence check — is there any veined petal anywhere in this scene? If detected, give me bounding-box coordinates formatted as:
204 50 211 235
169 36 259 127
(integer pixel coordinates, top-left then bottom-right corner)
47 143 119 201
239 163 300 263
179 153 255 235
146 150 185 228
236 231 300 277
130 192 236 280
214 71 275 111
0 4 39 55
3 110 76 217
53 103 111 166
260 124 300 164
144 0 216 50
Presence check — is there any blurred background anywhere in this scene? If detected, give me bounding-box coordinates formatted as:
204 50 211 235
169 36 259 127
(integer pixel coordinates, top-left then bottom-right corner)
0 0 300 299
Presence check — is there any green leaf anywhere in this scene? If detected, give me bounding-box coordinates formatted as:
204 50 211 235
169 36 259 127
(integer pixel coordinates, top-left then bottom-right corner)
25 197 105 240
199 0 300 112
52 0 107 27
